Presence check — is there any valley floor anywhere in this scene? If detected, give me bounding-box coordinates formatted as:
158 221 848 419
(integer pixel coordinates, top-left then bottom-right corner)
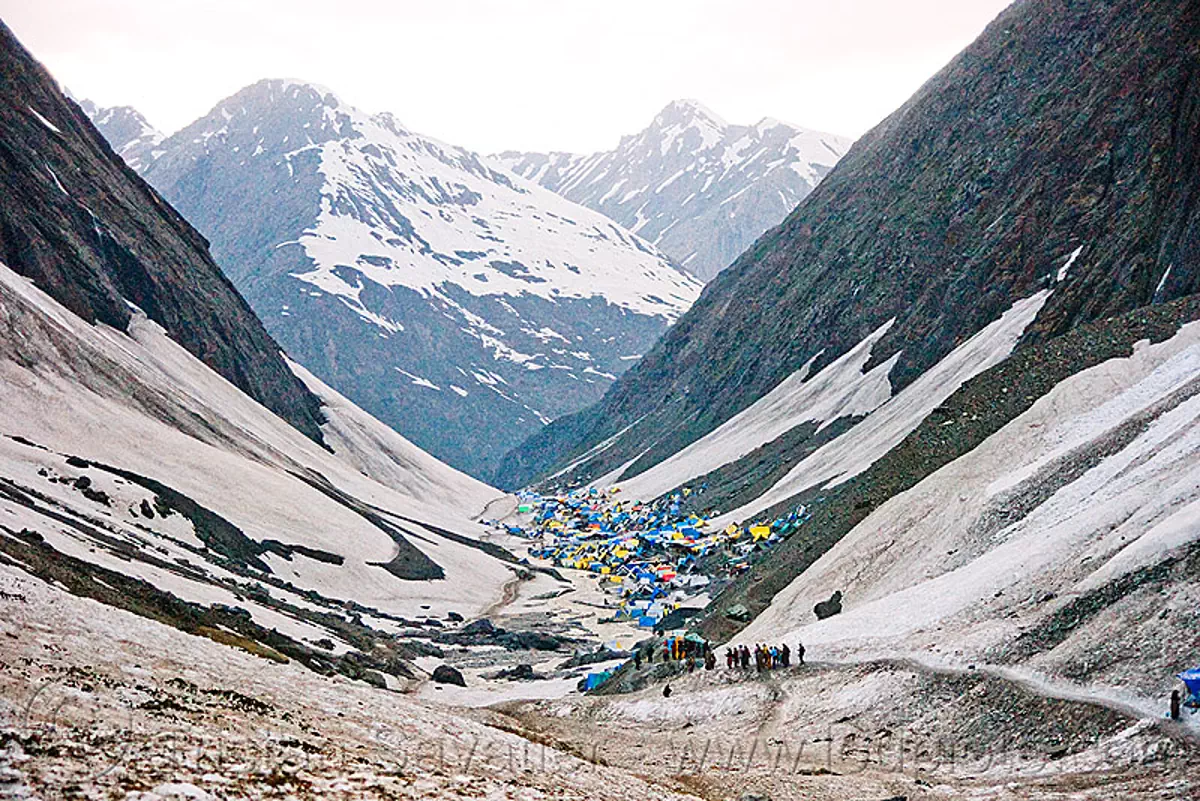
0 563 692 801
492 659 1199 801
4 550 1197 801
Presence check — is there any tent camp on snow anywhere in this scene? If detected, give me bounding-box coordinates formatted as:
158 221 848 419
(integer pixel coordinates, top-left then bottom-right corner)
491 485 811 629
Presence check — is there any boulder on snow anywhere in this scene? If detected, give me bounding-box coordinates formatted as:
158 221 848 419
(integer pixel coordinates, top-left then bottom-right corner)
725 604 752 622
814 590 843 620
460 619 497 637
559 647 628 669
431 664 466 686
486 663 543 681
358 669 388 689
499 631 561 651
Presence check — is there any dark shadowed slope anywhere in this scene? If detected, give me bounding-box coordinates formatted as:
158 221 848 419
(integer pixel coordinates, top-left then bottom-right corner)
500 0 1200 492
0 20 326 442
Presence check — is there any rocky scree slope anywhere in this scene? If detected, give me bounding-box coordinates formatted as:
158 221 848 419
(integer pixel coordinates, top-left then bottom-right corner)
500 0 1200 500
124 80 701 481
0 21 326 443
496 99 851 282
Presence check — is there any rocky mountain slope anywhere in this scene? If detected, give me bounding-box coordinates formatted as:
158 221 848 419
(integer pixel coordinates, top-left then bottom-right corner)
501 0 1200 492
101 81 701 481
499 0 1200 635
496 100 851 281
0 21 325 443
0 18 533 688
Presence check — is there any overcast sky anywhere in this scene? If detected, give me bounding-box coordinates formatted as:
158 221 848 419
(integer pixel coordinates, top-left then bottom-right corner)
2 0 1013 154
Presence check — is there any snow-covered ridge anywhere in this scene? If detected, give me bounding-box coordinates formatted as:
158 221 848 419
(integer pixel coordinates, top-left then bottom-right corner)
495 99 854 281
0 258 512 629
161 79 702 322
78 99 164 171
119 79 705 478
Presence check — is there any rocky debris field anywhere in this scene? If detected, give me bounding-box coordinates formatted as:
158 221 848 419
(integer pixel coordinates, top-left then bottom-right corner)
494 658 1200 801
0 565 699 801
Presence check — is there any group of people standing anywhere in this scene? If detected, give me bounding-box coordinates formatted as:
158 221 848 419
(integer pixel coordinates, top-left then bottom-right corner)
725 642 804 671
634 636 808 687
634 635 717 672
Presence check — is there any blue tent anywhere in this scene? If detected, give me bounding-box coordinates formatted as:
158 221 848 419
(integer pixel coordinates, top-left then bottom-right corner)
1179 668 1200 698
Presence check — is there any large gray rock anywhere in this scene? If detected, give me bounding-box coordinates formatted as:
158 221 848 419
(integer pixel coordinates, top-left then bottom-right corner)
813 591 843 621
725 604 752 622
430 664 466 687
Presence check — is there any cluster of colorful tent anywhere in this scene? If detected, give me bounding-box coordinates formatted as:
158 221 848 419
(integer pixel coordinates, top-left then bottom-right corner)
503 486 812 628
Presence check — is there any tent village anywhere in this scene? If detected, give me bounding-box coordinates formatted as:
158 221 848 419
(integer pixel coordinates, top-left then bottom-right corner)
488 485 811 687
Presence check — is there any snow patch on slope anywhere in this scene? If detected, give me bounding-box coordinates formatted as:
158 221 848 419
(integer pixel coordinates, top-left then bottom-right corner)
613 320 897 500
736 320 1200 707
0 260 513 620
716 290 1052 527
290 96 702 321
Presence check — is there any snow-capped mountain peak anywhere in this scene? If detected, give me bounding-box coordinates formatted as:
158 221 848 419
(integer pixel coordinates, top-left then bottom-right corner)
75 99 164 171
113 80 701 480
495 99 853 281
648 98 728 154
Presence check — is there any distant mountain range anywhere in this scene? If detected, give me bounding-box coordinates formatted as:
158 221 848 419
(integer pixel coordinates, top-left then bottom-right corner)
495 100 852 281
83 80 702 480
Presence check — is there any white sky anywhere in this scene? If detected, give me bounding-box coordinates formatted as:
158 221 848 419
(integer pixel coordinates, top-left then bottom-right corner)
2 0 1013 154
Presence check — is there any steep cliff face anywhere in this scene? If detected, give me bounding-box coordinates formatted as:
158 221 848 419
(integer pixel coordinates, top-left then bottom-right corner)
501 0 1200 493
0 21 326 443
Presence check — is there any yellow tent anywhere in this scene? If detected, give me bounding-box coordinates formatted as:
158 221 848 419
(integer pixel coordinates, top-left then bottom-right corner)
750 525 771 540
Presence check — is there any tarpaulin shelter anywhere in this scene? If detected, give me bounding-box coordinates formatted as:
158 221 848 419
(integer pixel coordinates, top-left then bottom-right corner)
584 671 611 690
1179 668 1200 701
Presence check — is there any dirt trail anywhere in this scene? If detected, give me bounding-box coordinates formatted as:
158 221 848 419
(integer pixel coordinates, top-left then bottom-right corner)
481 570 525 619
476 493 518 522
813 654 1200 745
